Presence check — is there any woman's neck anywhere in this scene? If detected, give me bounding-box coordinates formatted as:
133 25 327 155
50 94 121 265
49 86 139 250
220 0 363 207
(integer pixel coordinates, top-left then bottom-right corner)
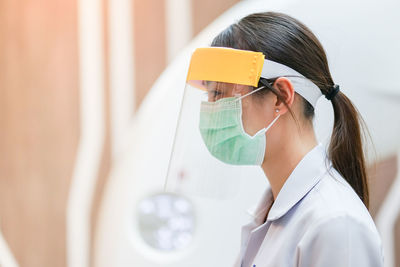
261 125 318 200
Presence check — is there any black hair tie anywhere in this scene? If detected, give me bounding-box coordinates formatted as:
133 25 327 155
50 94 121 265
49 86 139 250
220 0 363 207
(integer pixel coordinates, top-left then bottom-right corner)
325 84 340 101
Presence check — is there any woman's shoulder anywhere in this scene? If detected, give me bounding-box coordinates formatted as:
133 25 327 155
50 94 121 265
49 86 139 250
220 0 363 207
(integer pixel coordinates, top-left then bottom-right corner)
297 167 378 234
295 211 384 267
293 170 384 265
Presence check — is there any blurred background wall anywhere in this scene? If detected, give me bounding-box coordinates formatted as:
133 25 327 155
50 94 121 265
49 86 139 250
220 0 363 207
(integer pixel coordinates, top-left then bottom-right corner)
0 0 398 267
0 0 240 266
0 1 79 266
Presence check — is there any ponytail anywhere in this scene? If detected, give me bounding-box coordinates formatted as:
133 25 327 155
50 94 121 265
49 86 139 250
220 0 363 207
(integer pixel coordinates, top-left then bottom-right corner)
329 91 369 208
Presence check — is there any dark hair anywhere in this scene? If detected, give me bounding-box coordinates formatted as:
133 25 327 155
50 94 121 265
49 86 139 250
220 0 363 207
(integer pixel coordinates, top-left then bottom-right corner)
212 12 369 208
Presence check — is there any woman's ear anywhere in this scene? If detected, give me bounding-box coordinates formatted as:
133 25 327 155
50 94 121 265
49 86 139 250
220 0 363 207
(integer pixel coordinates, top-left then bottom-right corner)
272 77 295 114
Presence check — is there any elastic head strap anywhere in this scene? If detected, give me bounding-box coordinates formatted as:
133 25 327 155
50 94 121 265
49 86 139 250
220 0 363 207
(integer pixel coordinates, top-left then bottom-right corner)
261 59 322 108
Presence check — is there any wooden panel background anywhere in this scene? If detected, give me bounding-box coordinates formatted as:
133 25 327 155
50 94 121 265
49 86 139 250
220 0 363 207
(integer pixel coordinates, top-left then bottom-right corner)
192 0 239 35
0 0 79 266
133 0 167 109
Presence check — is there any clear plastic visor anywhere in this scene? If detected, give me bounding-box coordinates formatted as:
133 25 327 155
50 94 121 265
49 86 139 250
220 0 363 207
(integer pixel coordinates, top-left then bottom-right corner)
164 47 269 199
164 79 270 200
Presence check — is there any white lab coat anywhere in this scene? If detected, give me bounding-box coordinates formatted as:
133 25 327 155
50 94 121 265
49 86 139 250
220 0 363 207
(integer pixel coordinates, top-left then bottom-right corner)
234 144 384 267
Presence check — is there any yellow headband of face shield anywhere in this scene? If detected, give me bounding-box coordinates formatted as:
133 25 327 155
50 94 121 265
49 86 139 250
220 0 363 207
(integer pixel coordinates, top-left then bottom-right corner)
186 47 323 108
186 47 265 89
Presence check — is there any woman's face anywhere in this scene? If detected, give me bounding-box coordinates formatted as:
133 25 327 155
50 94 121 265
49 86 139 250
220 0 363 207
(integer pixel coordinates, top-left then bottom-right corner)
205 81 277 136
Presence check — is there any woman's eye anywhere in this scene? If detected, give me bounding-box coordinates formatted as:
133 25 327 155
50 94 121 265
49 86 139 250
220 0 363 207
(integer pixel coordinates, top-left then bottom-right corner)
211 90 222 96
205 90 223 102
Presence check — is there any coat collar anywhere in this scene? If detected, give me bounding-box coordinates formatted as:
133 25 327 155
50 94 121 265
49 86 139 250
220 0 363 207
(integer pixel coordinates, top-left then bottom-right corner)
248 144 330 224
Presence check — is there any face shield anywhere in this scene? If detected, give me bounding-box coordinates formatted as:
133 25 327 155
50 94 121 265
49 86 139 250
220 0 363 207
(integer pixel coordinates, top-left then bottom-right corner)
164 47 322 199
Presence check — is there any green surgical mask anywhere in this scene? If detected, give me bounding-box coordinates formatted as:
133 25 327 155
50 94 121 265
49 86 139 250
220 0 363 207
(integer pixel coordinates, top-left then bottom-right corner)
199 91 280 166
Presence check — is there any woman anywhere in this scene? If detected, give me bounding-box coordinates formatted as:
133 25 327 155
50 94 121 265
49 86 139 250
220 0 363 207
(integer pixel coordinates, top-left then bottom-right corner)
202 12 384 267
166 11 383 266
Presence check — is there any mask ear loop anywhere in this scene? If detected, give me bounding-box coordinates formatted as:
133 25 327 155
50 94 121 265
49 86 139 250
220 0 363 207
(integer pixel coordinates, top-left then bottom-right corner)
264 114 280 132
252 114 280 137
236 86 266 101
237 84 280 136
